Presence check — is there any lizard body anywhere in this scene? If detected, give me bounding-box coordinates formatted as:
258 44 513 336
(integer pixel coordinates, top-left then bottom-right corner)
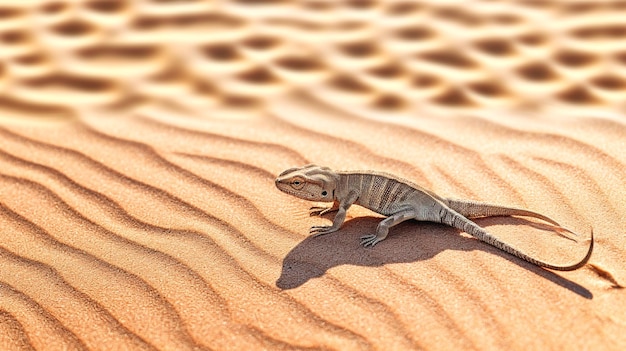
275 165 593 271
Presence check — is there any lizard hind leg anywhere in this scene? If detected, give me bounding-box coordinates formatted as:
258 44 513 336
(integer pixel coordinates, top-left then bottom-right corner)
361 208 417 247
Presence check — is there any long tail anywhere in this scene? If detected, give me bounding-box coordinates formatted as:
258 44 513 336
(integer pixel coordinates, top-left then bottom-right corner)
445 199 560 226
438 206 594 271
445 198 581 242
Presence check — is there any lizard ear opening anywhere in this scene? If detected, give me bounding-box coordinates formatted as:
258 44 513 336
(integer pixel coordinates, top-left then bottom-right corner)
321 191 328 196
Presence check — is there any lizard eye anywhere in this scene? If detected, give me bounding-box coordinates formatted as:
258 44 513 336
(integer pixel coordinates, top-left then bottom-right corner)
291 178 305 189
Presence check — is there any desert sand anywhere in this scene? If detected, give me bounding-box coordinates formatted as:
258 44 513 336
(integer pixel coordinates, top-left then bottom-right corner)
0 0 625 350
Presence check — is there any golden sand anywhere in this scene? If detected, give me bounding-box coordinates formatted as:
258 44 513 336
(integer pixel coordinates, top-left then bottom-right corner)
0 1 625 350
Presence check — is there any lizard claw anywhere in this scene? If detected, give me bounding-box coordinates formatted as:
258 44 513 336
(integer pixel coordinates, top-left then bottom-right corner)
309 225 338 237
309 206 329 216
360 234 383 247
309 206 338 217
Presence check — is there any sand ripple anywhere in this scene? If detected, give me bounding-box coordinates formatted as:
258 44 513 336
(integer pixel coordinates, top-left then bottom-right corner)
1 1 625 350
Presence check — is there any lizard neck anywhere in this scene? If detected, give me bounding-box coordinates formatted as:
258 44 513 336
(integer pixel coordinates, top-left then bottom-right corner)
316 168 341 202
335 172 359 202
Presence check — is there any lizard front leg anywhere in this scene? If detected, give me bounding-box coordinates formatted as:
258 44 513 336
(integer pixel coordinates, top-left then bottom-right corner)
310 192 358 236
361 207 417 247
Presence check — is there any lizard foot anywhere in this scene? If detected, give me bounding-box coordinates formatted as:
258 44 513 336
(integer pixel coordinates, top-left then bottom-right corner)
360 234 383 247
310 225 338 237
309 206 336 217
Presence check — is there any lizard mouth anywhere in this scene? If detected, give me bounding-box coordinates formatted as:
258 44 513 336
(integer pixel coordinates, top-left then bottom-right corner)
279 188 311 198
276 184 316 199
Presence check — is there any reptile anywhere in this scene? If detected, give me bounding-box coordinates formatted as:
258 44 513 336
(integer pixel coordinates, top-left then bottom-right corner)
275 164 593 271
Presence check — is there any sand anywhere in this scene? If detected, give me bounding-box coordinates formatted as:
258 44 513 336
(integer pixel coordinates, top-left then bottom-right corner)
0 1 625 350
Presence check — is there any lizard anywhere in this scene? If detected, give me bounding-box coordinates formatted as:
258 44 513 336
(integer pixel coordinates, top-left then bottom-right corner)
275 164 593 271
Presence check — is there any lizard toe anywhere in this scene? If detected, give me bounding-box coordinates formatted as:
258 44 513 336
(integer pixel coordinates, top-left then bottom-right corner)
309 206 325 216
310 225 337 236
360 235 381 247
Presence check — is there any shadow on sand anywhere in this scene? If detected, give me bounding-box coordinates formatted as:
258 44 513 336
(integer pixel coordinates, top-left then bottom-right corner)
276 215 592 299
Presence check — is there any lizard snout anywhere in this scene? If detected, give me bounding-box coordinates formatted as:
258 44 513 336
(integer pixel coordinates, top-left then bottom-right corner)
275 178 283 189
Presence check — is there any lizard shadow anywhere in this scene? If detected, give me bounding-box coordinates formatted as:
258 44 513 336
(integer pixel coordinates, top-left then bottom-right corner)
276 216 592 299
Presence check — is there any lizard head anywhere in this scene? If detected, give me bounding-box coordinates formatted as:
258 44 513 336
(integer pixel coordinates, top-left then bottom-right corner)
275 164 338 202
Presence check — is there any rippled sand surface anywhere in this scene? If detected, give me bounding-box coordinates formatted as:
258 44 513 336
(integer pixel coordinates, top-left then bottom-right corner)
1 1 625 350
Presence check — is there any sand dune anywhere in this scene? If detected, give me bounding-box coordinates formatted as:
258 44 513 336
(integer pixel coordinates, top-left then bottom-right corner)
0 1 625 350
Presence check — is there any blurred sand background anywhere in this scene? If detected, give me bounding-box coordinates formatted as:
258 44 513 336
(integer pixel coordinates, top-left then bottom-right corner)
0 0 625 350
